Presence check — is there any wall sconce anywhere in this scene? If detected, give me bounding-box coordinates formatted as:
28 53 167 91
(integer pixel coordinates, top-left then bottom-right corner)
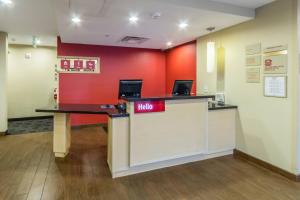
207 41 215 73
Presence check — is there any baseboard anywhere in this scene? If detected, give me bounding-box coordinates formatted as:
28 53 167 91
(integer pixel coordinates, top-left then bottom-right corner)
8 115 53 122
233 149 300 182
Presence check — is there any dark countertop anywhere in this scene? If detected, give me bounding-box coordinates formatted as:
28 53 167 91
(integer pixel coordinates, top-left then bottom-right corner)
121 94 215 102
208 103 238 111
36 104 129 118
36 102 237 118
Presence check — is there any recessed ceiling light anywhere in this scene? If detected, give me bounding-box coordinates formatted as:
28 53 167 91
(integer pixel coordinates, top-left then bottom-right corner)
36 39 41 45
32 36 41 48
1 0 12 5
72 16 81 24
179 21 189 30
166 41 173 47
129 15 139 24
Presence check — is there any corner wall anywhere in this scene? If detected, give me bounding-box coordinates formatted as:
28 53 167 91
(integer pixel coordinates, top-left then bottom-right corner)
297 0 300 174
7 45 57 118
197 0 299 173
0 32 8 132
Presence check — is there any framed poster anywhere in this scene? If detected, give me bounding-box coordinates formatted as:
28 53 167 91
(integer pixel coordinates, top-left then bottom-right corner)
264 76 287 98
264 45 287 53
263 54 288 74
57 56 100 74
246 67 260 83
246 55 261 66
246 43 261 55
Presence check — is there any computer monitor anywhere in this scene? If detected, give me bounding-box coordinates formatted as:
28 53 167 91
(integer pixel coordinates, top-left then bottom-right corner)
172 80 193 96
118 79 143 99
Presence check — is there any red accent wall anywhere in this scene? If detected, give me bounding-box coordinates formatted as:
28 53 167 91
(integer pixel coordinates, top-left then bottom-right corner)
165 41 197 94
58 39 196 126
58 38 166 125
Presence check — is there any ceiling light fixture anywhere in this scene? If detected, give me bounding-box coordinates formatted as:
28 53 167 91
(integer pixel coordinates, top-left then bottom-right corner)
179 21 189 30
32 36 41 48
36 39 41 45
207 42 215 73
1 0 12 5
166 41 173 47
72 16 81 24
129 15 139 24
206 27 216 73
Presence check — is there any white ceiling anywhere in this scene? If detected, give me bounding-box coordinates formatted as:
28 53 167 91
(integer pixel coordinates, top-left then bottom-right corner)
211 0 275 9
0 0 275 49
0 0 57 46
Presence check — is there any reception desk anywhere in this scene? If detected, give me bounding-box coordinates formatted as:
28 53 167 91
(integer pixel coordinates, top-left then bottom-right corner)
36 95 237 178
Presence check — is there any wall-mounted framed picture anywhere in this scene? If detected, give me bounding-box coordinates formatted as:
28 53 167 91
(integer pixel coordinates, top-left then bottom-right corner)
264 45 287 53
246 55 261 66
57 56 100 74
246 43 261 55
263 54 288 74
264 76 287 98
246 67 260 83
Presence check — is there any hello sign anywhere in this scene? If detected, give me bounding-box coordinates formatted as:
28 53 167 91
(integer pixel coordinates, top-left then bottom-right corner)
57 56 100 74
134 100 165 113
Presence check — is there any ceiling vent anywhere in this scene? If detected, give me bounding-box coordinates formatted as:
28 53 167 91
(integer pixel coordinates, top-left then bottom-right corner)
120 36 149 44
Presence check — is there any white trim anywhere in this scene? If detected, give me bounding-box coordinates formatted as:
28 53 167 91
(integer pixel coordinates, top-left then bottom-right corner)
129 151 205 167
111 150 233 178
207 147 235 155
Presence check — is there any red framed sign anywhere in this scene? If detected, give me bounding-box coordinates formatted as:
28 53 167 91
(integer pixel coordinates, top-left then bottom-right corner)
57 56 100 74
134 100 165 113
74 60 84 70
60 59 70 69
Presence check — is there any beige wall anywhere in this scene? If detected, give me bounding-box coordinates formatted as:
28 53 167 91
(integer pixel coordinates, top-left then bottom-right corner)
7 45 57 118
0 32 8 132
197 0 299 173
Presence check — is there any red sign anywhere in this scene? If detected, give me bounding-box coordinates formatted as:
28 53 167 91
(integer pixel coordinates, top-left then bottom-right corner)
134 100 165 113
60 59 70 69
86 60 96 70
74 60 84 70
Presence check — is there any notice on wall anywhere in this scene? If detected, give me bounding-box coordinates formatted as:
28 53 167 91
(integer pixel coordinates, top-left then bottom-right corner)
264 76 287 98
246 43 261 55
246 67 260 83
246 55 261 66
264 45 287 53
263 54 287 74
245 43 261 67
57 56 100 74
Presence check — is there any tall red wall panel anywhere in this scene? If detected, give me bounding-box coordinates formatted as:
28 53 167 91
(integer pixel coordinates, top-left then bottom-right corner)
165 41 197 94
57 38 196 126
57 38 166 125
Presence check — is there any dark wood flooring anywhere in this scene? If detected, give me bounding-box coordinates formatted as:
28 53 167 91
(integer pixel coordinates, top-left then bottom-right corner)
1 126 300 200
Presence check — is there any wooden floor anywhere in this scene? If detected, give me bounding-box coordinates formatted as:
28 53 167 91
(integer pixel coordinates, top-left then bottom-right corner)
1 127 300 200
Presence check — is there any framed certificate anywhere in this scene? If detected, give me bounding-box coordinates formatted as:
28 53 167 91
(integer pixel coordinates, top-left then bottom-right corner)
264 76 287 98
246 67 260 83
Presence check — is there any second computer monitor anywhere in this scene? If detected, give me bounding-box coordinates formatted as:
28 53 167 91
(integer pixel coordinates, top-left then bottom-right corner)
118 79 143 99
172 80 193 96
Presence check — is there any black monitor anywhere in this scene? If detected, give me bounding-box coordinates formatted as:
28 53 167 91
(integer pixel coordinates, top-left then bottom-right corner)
172 80 193 96
118 79 143 99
